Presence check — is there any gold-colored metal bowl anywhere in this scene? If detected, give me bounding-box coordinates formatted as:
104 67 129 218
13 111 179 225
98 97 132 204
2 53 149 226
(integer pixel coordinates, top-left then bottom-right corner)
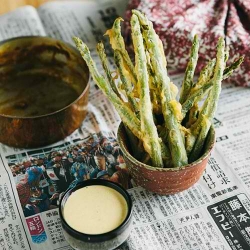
0 36 89 148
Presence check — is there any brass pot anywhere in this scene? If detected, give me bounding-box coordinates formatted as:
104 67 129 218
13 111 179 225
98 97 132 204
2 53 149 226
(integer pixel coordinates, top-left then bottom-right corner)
117 123 215 195
0 36 89 148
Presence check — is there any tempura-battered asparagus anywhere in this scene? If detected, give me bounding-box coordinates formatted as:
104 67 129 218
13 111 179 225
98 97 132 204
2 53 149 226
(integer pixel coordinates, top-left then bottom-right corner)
73 10 243 169
182 80 213 118
223 56 244 80
179 35 199 104
201 37 225 120
114 50 139 113
189 116 211 163
193 59 216 89
146 51 162 114
186 103 199 128
187 38 225 160
105 18 137 84
96 42 121 99
133 10 188 167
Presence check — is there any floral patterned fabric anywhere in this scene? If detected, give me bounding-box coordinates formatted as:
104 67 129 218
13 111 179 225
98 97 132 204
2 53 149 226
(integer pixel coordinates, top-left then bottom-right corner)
124 0 250 86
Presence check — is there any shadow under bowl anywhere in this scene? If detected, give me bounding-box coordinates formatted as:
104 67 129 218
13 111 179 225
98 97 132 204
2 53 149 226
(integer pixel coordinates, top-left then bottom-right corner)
0 36 89 148
117 123 216 195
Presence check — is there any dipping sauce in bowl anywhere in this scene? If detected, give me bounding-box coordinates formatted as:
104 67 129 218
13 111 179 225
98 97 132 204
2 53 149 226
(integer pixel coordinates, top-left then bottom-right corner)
64 185 128 235
59 179 133 250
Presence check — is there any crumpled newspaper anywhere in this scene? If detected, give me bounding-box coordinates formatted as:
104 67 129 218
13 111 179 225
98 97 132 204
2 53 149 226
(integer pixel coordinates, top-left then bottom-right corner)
124 0 250 87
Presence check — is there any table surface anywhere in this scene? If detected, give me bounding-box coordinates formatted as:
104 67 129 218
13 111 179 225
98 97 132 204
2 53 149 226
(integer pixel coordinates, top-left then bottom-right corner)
0 0 53 15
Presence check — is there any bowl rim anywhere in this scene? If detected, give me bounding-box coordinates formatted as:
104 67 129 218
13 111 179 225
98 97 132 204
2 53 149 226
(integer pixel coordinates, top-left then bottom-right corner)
59 179 133 243
0 36 90 120
117 122 216 172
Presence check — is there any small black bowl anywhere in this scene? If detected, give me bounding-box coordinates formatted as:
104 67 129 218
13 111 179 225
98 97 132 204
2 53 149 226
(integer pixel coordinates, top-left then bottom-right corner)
59 179 133 250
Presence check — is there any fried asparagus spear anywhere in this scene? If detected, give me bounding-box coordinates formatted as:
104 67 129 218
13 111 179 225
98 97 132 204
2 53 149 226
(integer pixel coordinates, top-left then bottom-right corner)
130 14 163 168
96 42 121 99
191 59 216 90
201 38 225 120
186 103 199 128
105 18 137 85
188 116 211 163
223 56 244 80
114 50 139 113
182 80 213 119
133 10 188 167
179 35 199 104
188 37 225 161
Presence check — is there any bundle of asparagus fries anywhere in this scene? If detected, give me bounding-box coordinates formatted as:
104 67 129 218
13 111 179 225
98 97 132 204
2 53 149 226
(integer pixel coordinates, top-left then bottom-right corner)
74 10 243 169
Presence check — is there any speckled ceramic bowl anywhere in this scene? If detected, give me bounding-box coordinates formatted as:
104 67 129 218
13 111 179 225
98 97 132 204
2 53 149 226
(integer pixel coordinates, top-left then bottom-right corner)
117 123 215 195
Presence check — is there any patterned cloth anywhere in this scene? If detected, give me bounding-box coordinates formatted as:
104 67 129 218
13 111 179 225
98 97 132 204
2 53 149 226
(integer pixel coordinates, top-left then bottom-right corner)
124 0 250 86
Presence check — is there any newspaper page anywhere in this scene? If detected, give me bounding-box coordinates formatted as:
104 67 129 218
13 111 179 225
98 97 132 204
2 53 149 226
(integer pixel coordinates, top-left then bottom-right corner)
0 1 250 250
0 6 46 41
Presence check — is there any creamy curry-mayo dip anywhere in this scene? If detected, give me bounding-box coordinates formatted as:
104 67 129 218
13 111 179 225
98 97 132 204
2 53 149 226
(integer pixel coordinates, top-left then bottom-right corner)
63 185 128 235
